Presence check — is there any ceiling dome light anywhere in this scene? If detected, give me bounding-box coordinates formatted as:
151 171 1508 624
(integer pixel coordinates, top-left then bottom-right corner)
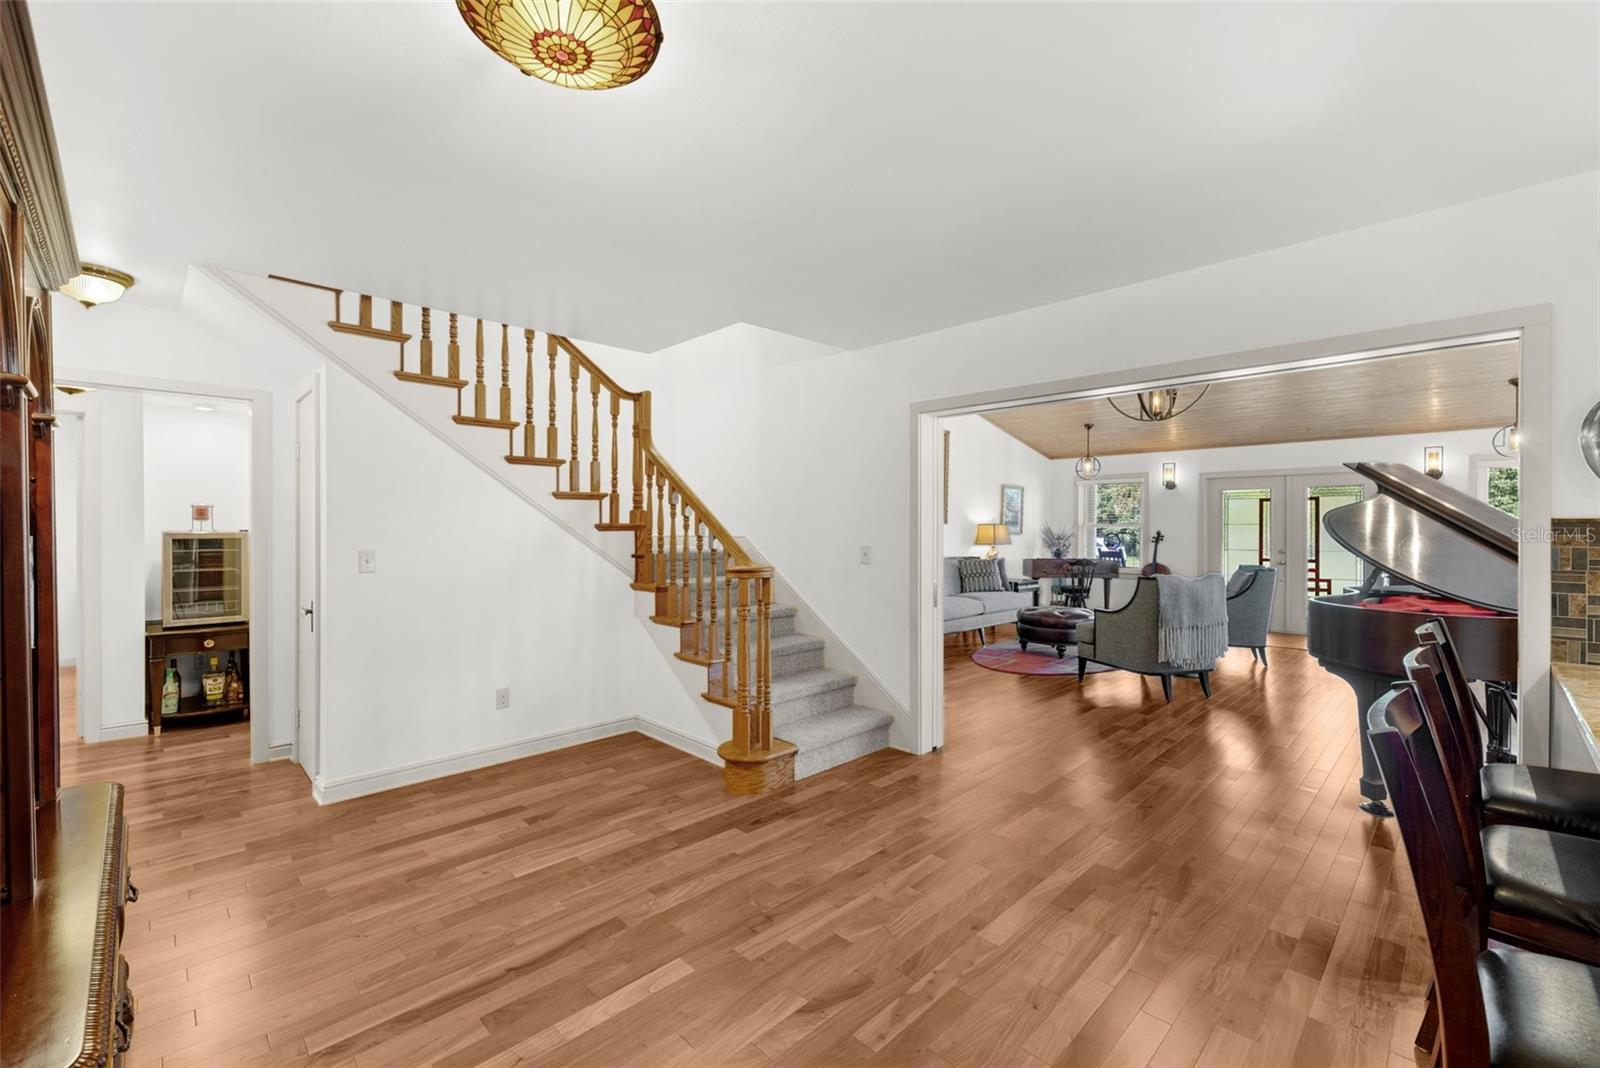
1074 423 1102 480
457 0 663 91
61 263 134 308
1107 384 1209 423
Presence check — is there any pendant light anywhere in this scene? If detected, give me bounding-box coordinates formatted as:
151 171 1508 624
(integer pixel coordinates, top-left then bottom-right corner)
1074 423 1102 480
1107 384 1208 423
1492 377 1520 458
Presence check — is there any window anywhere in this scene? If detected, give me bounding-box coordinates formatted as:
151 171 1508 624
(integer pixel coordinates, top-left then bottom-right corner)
1470 456 1519 517
1077 477 1146 570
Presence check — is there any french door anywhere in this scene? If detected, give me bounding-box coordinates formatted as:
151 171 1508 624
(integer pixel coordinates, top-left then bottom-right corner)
1203 471 1372 636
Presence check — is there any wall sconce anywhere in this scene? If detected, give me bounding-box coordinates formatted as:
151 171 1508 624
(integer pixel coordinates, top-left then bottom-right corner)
1160 462 1177 490
1423 446 1444 479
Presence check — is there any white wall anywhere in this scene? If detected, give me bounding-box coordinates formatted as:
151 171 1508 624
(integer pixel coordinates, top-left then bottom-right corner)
76 390 147 740
314 363 712 795
941 414 1056 574
55 413 83 667
1052 426 1503 580
141 396 252 619
644 172 1600 719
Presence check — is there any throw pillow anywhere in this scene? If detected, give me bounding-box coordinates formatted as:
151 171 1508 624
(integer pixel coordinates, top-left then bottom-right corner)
957 557 1004 593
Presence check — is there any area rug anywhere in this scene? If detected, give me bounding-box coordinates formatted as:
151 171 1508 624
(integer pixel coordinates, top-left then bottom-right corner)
971 641 1116 677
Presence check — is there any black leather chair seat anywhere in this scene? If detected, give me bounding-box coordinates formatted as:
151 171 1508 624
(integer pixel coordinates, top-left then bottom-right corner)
1483 763 1600 839
1483 825 1600 937
1478 946 1600 1067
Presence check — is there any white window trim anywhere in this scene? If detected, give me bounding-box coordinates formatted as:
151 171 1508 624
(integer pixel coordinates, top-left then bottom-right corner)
1468 452 1519 506
1075 473 1149 577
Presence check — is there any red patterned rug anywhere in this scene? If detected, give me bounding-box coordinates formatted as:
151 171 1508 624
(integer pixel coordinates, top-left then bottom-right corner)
970 640 1116 677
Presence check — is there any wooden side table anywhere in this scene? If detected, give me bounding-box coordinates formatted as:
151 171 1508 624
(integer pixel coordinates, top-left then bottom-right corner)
144 620 250 735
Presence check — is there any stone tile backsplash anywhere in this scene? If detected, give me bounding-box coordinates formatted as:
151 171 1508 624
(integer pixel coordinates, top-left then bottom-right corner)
1553 518 1600 665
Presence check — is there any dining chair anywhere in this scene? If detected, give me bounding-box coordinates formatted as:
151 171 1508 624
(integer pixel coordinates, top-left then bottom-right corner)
1368 685 1600 1066
1398 649 1600 966
1415 619 1600 840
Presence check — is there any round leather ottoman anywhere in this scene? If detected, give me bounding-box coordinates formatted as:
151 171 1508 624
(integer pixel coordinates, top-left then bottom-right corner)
1016 606 1094 658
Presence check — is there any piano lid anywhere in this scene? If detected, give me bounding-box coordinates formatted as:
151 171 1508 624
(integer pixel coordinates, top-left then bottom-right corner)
1321 462 1519 613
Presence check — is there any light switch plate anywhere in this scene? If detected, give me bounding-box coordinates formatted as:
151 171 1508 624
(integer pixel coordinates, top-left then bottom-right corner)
358 549 376 574
495 687 511 710
859 545 872 565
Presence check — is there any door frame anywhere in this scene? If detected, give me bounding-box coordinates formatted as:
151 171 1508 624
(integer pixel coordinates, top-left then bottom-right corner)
54 367 276 763
1198 467 1374 635
911 305 1552 762
294 378 322 779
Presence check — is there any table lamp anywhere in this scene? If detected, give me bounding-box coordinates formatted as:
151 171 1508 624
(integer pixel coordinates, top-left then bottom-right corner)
974 523 1011 559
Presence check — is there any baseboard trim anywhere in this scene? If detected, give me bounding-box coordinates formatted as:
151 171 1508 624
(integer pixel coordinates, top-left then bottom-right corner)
633 718 721 766
309 716 719 805
267 743 294 761
97 722 148 742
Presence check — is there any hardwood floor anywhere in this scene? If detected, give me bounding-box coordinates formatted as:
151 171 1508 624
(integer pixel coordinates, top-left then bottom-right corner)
60 634 1429 1067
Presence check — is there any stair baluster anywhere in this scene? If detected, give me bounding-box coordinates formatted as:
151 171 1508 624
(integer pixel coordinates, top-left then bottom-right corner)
708 539 718 665
499 325 512 425
608 391 621 525
419 308 433 377
568 348 580 491
694 520 705 652
448 313 461 382
680 504 691 625
546 334 559 461
589 376 601 494
473 319 486 419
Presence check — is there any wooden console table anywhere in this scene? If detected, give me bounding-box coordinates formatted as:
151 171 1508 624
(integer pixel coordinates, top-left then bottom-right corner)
1 782 136 1067
1022 558 1119 608
144 620 250 735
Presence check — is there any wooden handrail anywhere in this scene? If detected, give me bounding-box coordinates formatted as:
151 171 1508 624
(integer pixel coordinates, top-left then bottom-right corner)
641 443 751 566
551 335 641 402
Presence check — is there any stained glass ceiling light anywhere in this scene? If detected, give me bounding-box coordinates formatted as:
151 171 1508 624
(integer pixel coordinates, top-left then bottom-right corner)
457 0 663 91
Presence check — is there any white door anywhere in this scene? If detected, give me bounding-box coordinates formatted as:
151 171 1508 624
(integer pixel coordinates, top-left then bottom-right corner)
295 389 319 779
1283 473 1371 633
1204 472 1372 636
1205 476 1289 632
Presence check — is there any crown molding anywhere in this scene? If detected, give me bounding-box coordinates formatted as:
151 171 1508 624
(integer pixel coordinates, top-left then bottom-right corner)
0 1 78 290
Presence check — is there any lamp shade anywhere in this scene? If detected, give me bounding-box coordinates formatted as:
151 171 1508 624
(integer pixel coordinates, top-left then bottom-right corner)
973 523 1011 547
457 0 662 90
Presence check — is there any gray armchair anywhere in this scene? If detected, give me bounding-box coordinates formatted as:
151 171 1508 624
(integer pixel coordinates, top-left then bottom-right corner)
1225 565 1277 666
1075 577 1220 701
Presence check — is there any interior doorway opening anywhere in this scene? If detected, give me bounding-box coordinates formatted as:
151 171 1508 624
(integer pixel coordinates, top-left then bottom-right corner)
915 313 1542 761
54 384 258 764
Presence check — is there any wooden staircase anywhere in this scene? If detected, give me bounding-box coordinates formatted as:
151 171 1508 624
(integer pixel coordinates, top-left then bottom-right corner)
271 276 891 793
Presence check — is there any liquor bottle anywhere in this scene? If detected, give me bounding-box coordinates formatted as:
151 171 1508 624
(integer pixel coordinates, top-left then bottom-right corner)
203 655 225 706
161 660 180 718
223 652 244 705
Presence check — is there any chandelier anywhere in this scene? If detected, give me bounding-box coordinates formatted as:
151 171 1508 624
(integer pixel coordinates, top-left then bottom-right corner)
1107 384 1208 423
457 0 663 91
1492 377 1520 458
1074 423 1102 480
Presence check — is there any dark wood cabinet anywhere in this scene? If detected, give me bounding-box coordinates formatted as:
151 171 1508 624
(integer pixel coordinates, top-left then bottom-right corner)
1 783 136 1067
144 620 250 734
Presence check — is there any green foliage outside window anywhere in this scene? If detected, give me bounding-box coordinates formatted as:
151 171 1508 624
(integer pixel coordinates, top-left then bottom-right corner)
1487 466 1518 516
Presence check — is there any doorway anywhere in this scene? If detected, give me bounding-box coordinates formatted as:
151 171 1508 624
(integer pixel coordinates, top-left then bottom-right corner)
1202 471 1372 635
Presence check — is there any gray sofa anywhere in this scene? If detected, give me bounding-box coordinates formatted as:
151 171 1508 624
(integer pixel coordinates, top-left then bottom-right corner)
1225 565 1278 666
1075 576 1221 701
943 557 1034 642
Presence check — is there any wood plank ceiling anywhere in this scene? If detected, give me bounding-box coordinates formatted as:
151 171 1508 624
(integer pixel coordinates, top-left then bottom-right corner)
982 339 1520 457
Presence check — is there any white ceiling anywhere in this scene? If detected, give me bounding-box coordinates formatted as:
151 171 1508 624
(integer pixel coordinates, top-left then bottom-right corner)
31 2 1598 353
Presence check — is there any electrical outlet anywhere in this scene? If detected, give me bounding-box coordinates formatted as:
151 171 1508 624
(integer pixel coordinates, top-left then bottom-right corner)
494 687 511 710
859 545 872 565
357 549 377 574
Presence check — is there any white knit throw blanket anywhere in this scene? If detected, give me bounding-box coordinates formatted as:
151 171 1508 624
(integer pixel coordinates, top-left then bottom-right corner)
1156 573 1228 669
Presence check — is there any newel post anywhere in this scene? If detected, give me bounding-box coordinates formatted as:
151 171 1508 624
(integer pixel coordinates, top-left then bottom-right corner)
716 565 793 795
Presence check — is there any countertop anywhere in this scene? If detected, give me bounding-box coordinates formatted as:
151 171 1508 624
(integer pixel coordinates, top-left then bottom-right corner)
1551 661 1600 767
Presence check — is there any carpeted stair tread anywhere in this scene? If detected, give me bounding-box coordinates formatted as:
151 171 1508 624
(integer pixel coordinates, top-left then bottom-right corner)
782 706 895 779
777 706 893 750
770 669 858 724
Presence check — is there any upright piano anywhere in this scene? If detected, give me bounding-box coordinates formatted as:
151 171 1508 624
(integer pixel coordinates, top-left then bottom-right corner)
1306 462 1518 816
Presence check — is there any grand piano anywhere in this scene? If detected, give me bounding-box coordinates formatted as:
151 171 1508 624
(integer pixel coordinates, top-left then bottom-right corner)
1306 462 1518 816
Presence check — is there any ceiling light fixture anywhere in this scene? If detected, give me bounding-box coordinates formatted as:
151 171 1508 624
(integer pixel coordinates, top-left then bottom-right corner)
457 0 662 91
1074 423 1102 480
1107 384 1209 423
60 263 135 308
1492 376 1520 458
